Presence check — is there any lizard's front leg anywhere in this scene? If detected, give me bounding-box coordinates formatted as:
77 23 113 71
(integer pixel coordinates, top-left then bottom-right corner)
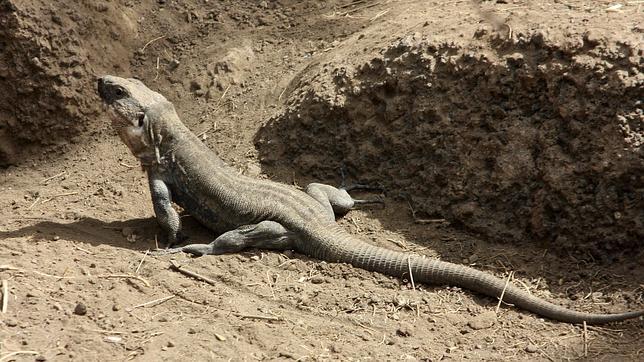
148 174 182 247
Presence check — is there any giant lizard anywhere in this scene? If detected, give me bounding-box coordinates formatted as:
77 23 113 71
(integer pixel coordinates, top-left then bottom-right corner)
97 75 643 324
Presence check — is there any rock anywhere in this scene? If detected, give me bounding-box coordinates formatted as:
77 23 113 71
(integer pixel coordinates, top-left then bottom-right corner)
525 344 538 353
396 322 414 337
467 311 496 330
73 302 87 316
310 275 326 284
121 227 134 237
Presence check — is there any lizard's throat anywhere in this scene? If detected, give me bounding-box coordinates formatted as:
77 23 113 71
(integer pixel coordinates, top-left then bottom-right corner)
118 127 152 160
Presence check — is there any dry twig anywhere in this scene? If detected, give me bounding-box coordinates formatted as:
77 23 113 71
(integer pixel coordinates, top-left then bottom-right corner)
136 250 149 274
1 280 8 313
169 260 217 285
140 35 165 53
42 191 79 203
407 255 416 291
127 295 175 312
0 265 150 287
232 312 282 321
41 171 66 184
583 321 588 357
0 351 40 362
495 271 514 314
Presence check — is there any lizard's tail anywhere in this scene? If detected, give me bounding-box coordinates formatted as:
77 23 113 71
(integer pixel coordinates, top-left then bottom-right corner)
299 225 644 324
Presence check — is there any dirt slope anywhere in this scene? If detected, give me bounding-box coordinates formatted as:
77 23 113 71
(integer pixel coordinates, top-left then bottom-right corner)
1 1 642 361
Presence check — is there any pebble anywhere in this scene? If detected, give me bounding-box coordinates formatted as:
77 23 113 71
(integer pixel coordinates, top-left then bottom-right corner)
121 227 134 237
310 275 326 284
105 336 122 344
73 302 87 316
396 322 414 337
5 319 18 327
525 344 538 353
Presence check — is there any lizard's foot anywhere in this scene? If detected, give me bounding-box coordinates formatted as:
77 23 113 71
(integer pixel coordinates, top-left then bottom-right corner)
341 183 385 193
342 184 385 209
177 221 295 256
351 195 385 207
307 181 385 221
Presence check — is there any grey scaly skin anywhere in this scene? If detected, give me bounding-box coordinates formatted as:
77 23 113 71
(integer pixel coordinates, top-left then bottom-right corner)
97 75 644 325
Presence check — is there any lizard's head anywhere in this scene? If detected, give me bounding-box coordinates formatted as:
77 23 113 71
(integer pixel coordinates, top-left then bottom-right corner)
97 75 167 158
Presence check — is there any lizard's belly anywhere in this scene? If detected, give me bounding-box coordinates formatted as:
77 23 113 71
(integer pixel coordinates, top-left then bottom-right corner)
169 184 233 234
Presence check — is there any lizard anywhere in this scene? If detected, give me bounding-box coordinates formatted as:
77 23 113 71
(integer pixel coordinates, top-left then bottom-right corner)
97 75 644 325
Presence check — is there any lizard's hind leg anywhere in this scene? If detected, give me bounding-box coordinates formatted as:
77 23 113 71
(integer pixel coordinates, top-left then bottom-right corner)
179 221 295 256
306 183 384 221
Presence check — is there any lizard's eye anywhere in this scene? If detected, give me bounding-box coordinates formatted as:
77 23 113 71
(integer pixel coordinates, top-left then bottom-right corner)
115 88 125 97
137 113 145 127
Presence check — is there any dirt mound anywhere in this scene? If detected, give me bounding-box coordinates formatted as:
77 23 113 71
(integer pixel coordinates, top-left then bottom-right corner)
0 0 134 165
257 15 644 258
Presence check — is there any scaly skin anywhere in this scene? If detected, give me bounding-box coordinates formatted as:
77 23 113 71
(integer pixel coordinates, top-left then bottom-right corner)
97 75 644 324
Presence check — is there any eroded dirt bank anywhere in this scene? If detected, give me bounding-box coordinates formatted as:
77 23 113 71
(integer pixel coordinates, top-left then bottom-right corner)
257 6 644 259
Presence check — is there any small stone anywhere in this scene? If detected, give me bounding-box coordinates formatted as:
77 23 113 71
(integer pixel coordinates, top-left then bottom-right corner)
35 355 46 362
187 327 196 334
396 322 414 337
104 336 122 344
121 227 134 237
214 333 226 341
168 59 180 70
310 276 326 284
167 341 175 347
52 235 60 241
392 295 408 307
525 344 538 353
5 319 18 327
250 255 260 261
112 304 120 311
73 302 87 316
26 291 42 298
